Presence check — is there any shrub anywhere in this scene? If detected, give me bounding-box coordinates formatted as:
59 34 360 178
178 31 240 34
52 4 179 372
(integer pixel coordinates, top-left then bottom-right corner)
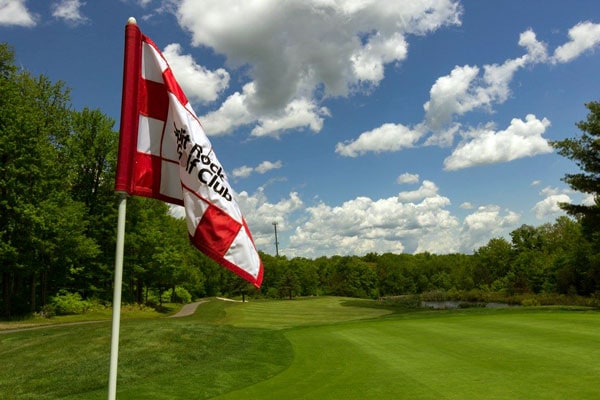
521 297 541 307
421 290 447 302
379 295 421 309
50 290 91 315
39 304 56 318
591 291 600 308
265 287 279 299
165 287 192 304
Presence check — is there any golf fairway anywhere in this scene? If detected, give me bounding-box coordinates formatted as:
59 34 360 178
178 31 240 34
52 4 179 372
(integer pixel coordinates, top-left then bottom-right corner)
213 306 600 399
2 297 599 399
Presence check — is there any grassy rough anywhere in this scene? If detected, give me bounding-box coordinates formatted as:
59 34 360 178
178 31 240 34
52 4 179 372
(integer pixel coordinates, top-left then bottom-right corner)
1 297 599 399
0 309 292 400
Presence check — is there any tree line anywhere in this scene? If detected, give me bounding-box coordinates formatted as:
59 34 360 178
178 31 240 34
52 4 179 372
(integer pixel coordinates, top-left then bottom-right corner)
1 42 599 318
257 216 599 301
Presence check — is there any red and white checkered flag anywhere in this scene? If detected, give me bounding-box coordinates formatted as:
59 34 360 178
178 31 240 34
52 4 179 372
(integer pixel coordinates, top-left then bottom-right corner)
115 21 263 287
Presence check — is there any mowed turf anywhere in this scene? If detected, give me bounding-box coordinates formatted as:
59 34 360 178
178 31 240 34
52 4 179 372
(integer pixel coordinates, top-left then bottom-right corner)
1 297 599 399
214 297 394 329
213 306 600 399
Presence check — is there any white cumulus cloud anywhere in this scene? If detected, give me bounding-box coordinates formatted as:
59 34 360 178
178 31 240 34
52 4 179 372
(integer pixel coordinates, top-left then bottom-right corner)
200 83 329 137
460 205 520 252
237 189 304 249
233 160 283 179
340 24 572 156
250 98 330 138
397 180 440 203
335 123 424 157
0 0 36 26
163 43 230 104
192 178 525 257
443 114 553 170
278 178 480 257
231 165 254 179
533 193 571 220
397 173 420 184
552 21 600 63
255 160 283 174
174 0 461 135
199 83 256 135
288 192 459 258
423 64 480 134
51 0 88 25
423 56 532 145
532 186 572 220
519 29 548 63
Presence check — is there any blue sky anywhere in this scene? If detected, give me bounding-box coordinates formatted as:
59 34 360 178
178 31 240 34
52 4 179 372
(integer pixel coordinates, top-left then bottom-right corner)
2 0 600 258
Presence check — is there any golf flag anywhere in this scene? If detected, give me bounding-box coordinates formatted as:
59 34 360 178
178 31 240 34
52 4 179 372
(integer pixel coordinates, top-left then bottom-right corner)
115 19 263 287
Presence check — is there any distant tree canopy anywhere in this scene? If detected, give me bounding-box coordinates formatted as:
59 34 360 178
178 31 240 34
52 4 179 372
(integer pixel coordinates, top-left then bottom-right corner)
1 42 599 318
259 216 600 301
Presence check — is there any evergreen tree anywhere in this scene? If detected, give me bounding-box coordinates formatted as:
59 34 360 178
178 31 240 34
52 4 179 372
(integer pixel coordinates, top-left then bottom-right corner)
552 102 600 239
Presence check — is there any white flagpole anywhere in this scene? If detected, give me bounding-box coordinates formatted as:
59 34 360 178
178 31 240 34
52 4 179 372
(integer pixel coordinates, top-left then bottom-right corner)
108 192 127 400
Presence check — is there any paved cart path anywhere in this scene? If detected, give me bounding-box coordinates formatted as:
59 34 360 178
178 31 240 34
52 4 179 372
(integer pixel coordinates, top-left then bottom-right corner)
0 301 212 334
167 300 207 318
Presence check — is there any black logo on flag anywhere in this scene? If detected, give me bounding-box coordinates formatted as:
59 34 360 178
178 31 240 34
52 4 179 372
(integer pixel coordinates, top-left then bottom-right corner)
174 123 232 202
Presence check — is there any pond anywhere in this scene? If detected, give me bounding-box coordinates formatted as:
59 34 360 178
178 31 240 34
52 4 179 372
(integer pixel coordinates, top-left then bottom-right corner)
421 301 517 309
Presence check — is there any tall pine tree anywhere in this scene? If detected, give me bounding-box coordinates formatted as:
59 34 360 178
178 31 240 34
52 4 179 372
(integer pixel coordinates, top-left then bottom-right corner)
552 102 600 240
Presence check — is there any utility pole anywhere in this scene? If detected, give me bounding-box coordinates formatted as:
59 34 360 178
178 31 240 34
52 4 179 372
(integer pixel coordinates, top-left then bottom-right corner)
272 222 280 257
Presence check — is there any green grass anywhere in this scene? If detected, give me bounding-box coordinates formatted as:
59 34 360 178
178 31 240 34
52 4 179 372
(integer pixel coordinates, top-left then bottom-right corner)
1 297 599 399
0 314 292 399
0 303 175 332
206 297 395 329
214 307 600 399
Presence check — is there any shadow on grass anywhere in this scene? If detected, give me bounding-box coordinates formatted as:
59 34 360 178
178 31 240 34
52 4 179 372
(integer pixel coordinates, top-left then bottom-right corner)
153 304 178 314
